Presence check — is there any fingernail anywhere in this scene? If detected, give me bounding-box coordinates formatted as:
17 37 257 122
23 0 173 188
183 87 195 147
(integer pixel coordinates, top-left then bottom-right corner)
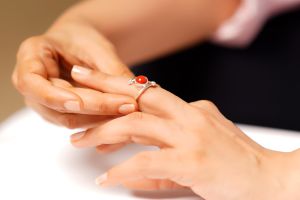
118 104 136 114
71 131 86 141
72 65 92 76
95 173 108 186
64 101 81 112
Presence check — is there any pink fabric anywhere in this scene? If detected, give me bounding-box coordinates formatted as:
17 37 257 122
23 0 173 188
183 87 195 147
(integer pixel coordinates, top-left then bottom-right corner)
211 0 300 47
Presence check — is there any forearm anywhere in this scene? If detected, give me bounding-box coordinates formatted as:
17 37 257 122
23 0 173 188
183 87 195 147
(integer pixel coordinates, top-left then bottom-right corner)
47 0 240 65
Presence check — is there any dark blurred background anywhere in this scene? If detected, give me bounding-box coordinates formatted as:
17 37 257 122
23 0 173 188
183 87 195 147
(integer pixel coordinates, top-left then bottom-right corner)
134 9 300 131
0 0 78 122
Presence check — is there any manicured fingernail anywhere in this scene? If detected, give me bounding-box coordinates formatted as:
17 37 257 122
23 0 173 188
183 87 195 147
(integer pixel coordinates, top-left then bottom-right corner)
71 131 85 141
118 104 136 114
72 65 92 76
95 173 108 186
64 101 80 112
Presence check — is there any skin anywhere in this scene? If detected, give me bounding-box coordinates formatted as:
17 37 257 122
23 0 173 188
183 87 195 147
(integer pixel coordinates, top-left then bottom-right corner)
12 0 240 129
69 66 300 200
12 0 240 151
11 0 300 197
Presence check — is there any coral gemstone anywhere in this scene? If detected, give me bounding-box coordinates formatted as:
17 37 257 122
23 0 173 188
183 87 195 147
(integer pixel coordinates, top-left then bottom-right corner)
135 75 148 84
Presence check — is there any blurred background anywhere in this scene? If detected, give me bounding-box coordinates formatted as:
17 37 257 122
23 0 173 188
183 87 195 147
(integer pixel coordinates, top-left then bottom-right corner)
0 0 78 122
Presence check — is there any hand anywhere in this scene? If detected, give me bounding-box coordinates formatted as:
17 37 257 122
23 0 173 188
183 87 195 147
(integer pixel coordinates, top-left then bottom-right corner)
69 68 294 200
12 21 137 129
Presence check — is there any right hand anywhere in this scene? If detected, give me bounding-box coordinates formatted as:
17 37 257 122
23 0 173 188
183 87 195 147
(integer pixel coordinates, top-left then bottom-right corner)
12 21 137 129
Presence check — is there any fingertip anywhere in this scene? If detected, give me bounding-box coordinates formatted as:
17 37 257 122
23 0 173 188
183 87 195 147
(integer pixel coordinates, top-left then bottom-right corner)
71 65 92 81
95 173 118 188
54 90 83 113
64 100 81 112
118 103 137 115
70 131 87 148
95 173 108 186
70 131 86 141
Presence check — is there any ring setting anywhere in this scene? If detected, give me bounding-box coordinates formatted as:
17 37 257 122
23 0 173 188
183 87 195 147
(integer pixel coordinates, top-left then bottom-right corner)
128 75 157 100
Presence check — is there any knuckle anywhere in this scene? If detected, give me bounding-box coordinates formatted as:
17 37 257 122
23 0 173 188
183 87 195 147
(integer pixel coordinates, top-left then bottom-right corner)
20 36 41 47
198 100 216 109
191 109 216 132
118 66 132 77
57 114 78 129
196 109 211 123
17 36 48 61
97 101 109 113
18 36 40 53
15 74 28 93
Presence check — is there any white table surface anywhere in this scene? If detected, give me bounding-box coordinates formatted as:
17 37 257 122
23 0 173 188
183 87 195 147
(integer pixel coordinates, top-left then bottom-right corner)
0 108 300 200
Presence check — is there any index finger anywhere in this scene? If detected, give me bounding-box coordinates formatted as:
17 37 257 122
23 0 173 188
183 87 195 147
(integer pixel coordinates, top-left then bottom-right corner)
15 58 84 112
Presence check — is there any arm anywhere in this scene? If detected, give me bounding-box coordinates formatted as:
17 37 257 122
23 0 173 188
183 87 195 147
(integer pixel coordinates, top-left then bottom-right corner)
50 0 240 65
212 0 300 47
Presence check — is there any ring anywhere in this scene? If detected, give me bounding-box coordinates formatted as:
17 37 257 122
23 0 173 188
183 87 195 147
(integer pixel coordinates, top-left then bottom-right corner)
128 75 157 100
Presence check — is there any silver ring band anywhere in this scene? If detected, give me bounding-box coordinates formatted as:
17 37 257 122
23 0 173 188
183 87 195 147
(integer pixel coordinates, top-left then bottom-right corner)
128 76 157 100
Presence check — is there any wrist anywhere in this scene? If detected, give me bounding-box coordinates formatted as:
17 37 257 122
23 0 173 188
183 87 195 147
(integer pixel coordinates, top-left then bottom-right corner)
263 150 300 199
282 150 300 198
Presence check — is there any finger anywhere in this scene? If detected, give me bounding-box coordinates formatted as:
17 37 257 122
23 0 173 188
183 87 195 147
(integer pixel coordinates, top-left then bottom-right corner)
50 78 138 115
96 142 129 154
50 29 133 78
15 37 84 113
122 179 185 191
71 65 189 119
15 59 84 112
95 150 184 187
25 99 113 129
70 112 176 148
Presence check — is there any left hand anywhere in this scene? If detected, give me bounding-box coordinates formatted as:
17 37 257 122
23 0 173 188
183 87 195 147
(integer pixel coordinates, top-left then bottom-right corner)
69 66 291 200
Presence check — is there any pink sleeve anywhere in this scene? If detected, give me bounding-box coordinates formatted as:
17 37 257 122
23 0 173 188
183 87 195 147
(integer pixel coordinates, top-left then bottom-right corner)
211 0 300 47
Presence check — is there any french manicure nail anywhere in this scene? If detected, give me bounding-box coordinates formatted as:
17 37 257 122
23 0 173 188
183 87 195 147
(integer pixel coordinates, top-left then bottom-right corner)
71 132 86 141
95 173 108 186
118 104 136 114
72 65 92 76
64 101 80 112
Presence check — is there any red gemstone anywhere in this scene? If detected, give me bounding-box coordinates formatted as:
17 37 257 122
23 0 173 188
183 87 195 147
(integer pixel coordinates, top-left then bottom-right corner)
135 75 148 84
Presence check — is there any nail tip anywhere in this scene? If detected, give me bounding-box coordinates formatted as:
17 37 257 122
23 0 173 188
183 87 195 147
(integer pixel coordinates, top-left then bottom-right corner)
71 65 92 76
118 104 136 114
70 131 86 141
95 173 108 186
64 101 81 112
